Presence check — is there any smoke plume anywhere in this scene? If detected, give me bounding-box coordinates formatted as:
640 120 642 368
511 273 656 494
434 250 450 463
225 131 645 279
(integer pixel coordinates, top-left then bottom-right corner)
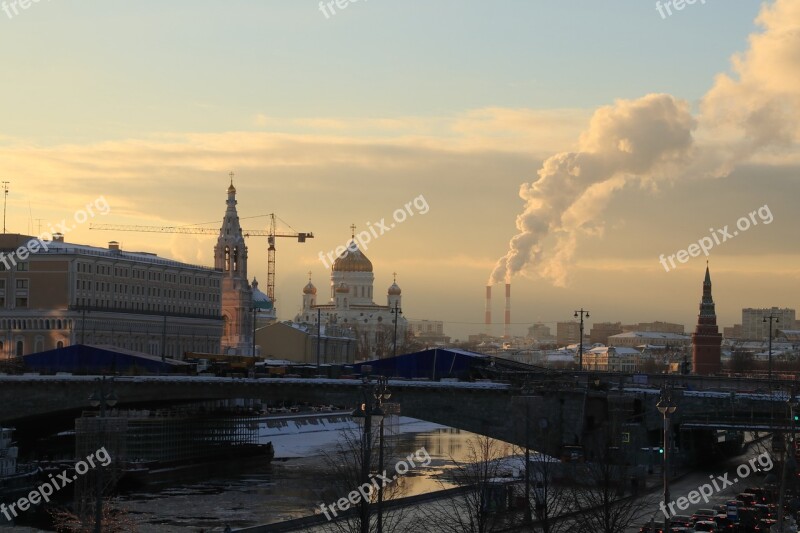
491 0 800 287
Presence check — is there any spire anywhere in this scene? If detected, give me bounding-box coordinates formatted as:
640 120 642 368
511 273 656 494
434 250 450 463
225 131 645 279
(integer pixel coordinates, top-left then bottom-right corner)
228 171 236 194
698 264 716 320
350 223 356 239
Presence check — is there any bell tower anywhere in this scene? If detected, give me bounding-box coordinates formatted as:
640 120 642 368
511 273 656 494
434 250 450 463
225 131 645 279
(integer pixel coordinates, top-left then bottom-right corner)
214 173 254 354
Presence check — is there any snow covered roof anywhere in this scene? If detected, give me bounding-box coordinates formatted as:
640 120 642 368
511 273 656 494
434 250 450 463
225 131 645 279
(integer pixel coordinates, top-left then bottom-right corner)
35 237 216 272
609 332 690 341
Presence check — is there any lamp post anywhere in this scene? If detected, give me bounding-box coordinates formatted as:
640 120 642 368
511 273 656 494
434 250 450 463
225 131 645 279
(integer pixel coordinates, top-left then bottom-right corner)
764 313 780 383
88 377 117 533
351 369 385 533
656 387 677 533
391 303 402 359
316 308 322 372
574 309 590 371
374 376 391 533
777 383 797 533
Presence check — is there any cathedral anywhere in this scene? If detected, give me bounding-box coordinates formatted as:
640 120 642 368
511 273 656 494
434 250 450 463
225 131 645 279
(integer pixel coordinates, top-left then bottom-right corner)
297 235 408 359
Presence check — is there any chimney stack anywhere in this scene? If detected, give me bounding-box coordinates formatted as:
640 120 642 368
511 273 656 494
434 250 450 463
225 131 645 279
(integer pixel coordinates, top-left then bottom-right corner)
504 283 511 339
485 285 492 336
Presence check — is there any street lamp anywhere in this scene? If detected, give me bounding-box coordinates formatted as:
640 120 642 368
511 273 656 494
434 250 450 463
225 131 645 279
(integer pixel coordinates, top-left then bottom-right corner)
656 388 677 533
374 377 391 533
764 313 780 383
391 303 402 359
351 370 386 533
88 377 117 533
574 309 590 371
777 385 798 533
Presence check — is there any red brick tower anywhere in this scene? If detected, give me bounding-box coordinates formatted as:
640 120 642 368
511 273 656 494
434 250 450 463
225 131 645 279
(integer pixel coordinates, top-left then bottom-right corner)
692 265 722 375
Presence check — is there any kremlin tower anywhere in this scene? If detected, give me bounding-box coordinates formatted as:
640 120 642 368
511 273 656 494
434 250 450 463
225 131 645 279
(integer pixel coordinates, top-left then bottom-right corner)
691 265 722 375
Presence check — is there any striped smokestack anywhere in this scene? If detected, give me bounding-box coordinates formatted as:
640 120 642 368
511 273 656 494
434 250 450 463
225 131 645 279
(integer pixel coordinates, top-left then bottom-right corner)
504 283 511 339
485 285 492 335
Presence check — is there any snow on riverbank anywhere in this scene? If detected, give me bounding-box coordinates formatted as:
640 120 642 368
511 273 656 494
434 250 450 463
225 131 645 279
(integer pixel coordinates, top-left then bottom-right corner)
259 413 446 458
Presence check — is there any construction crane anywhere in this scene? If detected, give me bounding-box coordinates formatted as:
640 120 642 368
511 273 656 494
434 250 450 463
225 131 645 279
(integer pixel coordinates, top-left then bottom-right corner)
89 214 313 303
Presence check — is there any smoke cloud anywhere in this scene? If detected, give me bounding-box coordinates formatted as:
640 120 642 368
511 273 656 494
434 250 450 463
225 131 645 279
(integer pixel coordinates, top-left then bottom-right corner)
491 0 800 287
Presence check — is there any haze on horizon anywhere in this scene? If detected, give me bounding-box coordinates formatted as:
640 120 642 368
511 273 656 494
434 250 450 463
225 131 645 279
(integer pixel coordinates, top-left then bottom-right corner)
1 1 798 341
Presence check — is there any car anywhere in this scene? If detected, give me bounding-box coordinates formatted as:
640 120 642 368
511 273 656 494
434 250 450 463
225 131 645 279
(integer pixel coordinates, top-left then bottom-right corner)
744 487 769 504
691 509 718 523
712 514 736 532
670 515 693 529
753 503 773 519
639 526 664 533
753 518 777 532
713 505 727 515
737 493 757 506
693 520 718 532
726 500 745 508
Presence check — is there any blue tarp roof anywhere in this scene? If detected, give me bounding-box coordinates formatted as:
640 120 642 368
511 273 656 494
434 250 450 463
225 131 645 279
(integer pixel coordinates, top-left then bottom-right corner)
23 344 189 374
351 348 489 380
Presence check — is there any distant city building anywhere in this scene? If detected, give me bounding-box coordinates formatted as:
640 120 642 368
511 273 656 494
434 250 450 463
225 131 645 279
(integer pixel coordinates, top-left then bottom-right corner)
296 235 408 359
255 321 356 364
692 266 722 375
582 346 644 372
0 233 223 358
408 319 450 345
621 321 685 334
608 331 691 348
527 323 553 341
742 307 796 340
589 322 623 345
556 321 581 347
723 324 744 339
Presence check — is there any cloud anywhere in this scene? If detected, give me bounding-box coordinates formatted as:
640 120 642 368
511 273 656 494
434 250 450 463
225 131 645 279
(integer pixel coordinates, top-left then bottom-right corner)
489 94 695 286
490 0 800 287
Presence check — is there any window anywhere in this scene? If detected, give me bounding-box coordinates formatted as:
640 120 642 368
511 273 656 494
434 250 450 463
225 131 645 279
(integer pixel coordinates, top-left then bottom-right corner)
15 297 28 308
15 340 23 357
17 262 28 271
15 279 28 289
56 341 64 349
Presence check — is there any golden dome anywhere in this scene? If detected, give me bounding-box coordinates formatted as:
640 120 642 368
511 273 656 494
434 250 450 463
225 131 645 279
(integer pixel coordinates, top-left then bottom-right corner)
332 241 373 273
303 281 317 295
388 282 401 295
335 282 350 293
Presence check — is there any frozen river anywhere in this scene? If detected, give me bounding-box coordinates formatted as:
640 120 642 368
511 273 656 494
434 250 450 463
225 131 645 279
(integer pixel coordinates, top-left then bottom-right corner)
114 413 486 532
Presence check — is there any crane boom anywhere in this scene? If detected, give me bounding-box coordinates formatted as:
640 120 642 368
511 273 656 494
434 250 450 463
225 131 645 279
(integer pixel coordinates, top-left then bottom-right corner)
89 217 313 303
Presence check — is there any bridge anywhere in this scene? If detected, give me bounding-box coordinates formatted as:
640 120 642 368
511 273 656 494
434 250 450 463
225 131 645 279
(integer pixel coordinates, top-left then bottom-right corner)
2 372 798 461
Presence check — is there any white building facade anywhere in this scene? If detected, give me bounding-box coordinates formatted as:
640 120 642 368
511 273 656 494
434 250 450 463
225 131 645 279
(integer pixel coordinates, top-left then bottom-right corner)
297 240 407 359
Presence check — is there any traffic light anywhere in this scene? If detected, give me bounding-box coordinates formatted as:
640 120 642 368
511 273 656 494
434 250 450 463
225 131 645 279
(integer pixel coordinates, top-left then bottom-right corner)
794 413 799 422
659 447 664 454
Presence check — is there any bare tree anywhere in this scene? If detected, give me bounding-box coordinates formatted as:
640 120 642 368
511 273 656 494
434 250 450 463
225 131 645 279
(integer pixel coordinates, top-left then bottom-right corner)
51 498 138 533
569 445 649 533
408 435 514 533
316 424 410 533
522 450 572 533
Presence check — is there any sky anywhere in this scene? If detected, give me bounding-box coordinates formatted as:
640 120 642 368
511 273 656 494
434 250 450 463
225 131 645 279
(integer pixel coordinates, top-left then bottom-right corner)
1 1 798 341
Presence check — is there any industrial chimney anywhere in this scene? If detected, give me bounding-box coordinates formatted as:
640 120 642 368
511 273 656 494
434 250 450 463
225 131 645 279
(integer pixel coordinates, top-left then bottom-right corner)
504 283 511 339
485 285 492 336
